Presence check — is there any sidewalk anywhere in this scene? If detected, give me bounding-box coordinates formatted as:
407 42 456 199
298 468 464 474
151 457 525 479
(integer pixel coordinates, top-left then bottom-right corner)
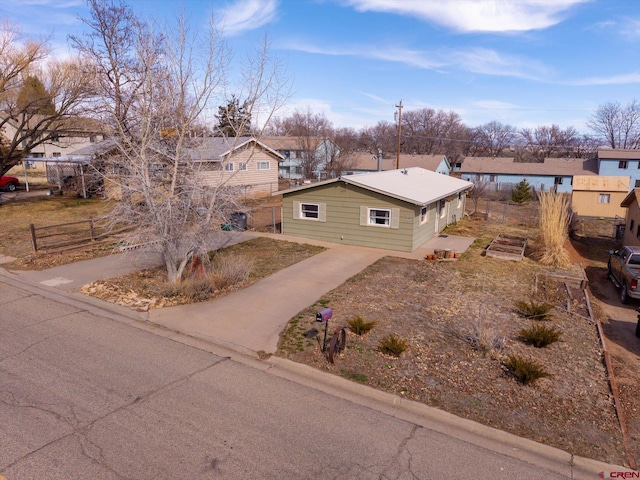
8 231 476 355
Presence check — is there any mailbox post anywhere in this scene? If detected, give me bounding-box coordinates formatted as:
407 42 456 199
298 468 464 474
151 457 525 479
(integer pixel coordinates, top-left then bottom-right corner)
316 308 333 352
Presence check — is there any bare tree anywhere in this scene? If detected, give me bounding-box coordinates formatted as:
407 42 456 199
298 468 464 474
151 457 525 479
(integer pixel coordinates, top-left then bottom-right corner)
467 180 489 215
517 124 580 161
471 121 516 157
586 100 640 149
0 21 92 175
73 0 286 283
265 107 332 178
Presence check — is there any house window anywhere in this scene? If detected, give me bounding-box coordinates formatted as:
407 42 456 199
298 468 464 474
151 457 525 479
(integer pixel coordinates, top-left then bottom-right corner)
619 160 628 169
554 177 563 185
90 135 97 143
257 161 270 170
631 220 636 234
239 162 247 171
489 174 497 182
457 192 463 207
598 193 611 204
300 203 319 219
52 152 61 157
476 174 484 181
635 180 640 188
439 199 446 218
225 162 234 172
369 208 391 226
420 206 428 224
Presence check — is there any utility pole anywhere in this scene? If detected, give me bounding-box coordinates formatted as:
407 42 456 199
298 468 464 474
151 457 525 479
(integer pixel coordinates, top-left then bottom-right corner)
395 100 403 169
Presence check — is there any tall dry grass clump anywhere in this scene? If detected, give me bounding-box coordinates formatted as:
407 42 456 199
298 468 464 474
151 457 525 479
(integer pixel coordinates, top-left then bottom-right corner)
534 192 570 267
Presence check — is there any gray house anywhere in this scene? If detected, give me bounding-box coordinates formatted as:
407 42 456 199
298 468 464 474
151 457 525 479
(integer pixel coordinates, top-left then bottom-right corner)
277 167 472 252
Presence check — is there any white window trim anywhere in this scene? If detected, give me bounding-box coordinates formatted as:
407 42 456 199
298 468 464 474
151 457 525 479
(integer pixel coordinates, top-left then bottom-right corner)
598 193 611 204
293 201 326 222
225 162 234 172
420 206 428 225
360 206 400 229
239 162 247 171
257 161 270 170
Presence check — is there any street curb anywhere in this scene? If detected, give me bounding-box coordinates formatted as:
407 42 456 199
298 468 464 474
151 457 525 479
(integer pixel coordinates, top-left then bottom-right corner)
264 356 626 480
0 267 631 478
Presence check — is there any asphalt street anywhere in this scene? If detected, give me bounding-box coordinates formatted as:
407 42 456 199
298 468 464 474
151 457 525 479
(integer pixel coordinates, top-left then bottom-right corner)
0 273 624 479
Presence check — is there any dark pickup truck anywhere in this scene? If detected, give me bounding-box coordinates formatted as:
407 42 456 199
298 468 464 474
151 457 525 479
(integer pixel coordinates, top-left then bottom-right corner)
607 246 640 304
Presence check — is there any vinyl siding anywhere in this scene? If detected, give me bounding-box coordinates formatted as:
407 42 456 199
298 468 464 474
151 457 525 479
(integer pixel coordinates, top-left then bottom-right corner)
283 183 415 251
197 146 279 195
282 182 466 252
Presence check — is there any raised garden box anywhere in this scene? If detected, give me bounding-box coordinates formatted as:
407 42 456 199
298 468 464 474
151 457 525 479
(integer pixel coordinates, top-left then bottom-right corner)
486 235 527 261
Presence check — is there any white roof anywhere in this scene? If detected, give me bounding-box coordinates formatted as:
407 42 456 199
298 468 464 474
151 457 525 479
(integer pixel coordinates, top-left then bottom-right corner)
343 167 472 205
278 167 473 205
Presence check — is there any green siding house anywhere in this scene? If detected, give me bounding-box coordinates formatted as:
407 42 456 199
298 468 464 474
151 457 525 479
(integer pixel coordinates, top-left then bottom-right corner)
277 167 473 252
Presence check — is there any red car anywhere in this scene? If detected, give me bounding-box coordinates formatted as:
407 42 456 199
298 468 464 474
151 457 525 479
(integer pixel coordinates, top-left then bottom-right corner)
0 176 19 192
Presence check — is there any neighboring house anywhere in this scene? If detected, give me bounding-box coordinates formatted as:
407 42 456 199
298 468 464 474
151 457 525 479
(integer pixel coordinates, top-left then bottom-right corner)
345 152 451 175
46 136 283 198
571 175 629 219
1 114 108 167
261 136 340 180
459 157 598 193
620 189 640 247
187 137 284 196
277 167 472 252
597 149 640 191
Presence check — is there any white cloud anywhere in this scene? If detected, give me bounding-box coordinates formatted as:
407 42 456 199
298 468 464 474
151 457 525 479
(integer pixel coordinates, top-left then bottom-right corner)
282 41 551 81
220 0 278 36
570 72 640 86
343 0 588 33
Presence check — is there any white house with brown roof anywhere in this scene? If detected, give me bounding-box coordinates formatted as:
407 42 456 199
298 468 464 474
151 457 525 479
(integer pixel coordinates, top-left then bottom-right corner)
459 157 598 193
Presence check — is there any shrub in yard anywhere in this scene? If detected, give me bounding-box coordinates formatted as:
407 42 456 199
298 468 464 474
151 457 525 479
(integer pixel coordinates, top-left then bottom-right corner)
504 354 549 385
515 299 554 320
157 277 215 302
378 334 408 357
457 322 505 354
211 254 253 289
511 179 532 204
347 316 376 335
519 323 562 348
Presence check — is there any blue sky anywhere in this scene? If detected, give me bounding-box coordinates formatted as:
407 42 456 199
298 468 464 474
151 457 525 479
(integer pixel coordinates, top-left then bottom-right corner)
2 0 640 133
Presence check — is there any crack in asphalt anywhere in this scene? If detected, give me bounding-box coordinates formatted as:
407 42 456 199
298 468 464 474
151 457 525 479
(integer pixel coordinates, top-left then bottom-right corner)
0 355 231 476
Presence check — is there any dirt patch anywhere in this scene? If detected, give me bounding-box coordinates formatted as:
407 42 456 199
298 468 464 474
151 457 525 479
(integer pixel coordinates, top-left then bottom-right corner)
277 216 630 465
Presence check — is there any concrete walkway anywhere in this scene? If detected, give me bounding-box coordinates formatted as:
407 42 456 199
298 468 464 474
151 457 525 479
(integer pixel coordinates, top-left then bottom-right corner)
9 231 476 355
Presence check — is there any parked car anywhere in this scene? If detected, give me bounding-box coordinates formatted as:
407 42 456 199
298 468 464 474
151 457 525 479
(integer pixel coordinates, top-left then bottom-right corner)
607 246 640 303
0 175 19 192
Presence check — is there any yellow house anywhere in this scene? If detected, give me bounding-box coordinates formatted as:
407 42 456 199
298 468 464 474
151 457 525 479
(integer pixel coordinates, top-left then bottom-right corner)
620 189 640 246
571 175 629 219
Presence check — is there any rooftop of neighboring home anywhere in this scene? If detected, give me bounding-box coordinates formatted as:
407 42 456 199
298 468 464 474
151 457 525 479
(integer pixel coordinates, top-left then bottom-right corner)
186 136 283 162
459 156 598 176
346 152 449 172
260 136 329 151
279 167 472 206
0 112 109 134
621 188 640 207
597 149 640 160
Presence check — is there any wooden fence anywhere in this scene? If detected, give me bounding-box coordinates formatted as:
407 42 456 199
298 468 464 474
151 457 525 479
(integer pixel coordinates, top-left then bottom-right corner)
29 217 131 253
